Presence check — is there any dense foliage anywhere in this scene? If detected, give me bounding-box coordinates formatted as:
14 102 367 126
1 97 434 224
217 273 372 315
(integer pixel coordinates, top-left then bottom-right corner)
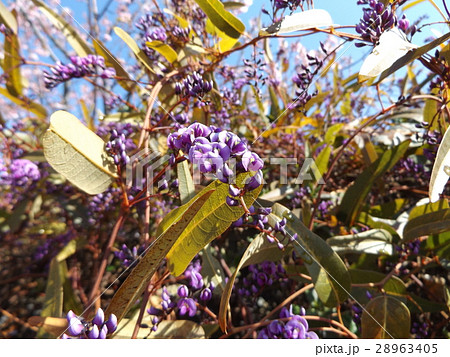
0 0 449 339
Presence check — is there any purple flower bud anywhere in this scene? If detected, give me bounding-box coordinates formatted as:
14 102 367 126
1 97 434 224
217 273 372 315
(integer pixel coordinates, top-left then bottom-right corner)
66 310 77 321
162 287 171 302
226 196 239 206
244 170 263 191
67 317 85 336
98 325 108 339
177 298 197 317
105 314 117 334
177 284 189 298
88 325 100 339
199 288 212 302
92 308 104 327
228 185 241 197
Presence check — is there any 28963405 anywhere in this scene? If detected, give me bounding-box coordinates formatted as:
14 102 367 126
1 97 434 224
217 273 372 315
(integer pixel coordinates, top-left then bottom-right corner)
375 344 438 354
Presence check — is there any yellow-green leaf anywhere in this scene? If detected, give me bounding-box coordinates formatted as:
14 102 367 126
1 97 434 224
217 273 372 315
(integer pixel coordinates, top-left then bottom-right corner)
195 0 245 39
429 125 450 202
145 40 178 64
177 160 195 204
105 189 214 322
3 20 22 96
32 0 92 57
93 40 134 91
0 1 18 34
42 111 118 195
114 27 155 73
0 87 47 118
403 208 450 242
361 295 410 338
163 9 190 28
166 174 262 276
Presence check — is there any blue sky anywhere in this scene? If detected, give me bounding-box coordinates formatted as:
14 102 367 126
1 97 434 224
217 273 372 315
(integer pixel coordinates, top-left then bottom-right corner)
54 0 447 67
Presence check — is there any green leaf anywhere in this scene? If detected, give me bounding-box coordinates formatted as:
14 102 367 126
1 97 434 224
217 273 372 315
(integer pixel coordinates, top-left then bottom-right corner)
361 295 411 338
40 259 67 319
260 9 333 35
0 87 47 118
163 9 190 28
349 269 407 296
145 41 178 64
270 203 351 307
3 16 22 96
55 239 79 262
424 231 450 259
105 189 214 323
114 27 155 74
177 160 196 205
367 199 407 219
218 233 291 331
376 31 450 84
32 0 92 57
201 244 227 295
42 111 118 195
93 40 134 91
0 1 18 34
403 208 450 242
166 174 262 276
315 145 331 178
324 123 343 145
429 124 450 202
327 229 393 255
195 0 245 39
337 140 410 225
408 199 449 221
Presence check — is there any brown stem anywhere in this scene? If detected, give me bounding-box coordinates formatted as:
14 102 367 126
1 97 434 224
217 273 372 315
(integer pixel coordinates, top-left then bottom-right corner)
87 214 126 306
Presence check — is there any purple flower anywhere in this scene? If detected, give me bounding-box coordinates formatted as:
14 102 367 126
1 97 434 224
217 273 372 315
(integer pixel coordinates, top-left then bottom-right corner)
241 151 264 171
177 298 197 317
43 55 115 89
177 284 189 298
92 308 104 327
67 317 85 336
0 159 41 186
199 288 212 302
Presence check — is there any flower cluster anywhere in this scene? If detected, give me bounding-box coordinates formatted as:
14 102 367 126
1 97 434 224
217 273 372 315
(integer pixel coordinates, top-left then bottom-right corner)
355 0 396 45
411 321 429 339
175 71 213 99
148 257 214 330
88 187 122 225
172 26 191 42
43 55 116 89
167 122 264 191
114 243 146 268
106 129 131 166
62 308 117 339
238 261 286 297
291 53 323 109
273 0 304 11
233 205 297 249
257 305 318 339
0 158 41 187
